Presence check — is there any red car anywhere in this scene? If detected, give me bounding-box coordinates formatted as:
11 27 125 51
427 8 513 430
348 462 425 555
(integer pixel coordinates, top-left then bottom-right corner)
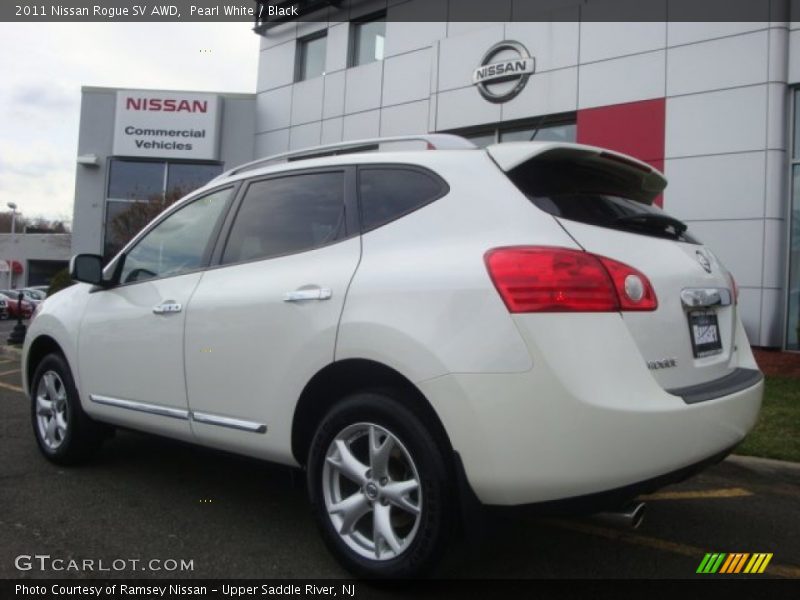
0 291 34 319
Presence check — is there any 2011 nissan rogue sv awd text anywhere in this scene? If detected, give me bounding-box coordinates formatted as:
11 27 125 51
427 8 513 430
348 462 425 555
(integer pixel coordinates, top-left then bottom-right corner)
22 135 763 577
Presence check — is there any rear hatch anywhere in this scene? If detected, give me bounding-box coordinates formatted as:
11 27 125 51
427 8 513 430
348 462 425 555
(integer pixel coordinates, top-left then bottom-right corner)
487 142 738 389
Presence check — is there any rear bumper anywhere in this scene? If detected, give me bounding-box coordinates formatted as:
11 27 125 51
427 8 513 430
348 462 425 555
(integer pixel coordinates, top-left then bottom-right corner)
667 368 763 404
480 444 737 515
418 313 763 506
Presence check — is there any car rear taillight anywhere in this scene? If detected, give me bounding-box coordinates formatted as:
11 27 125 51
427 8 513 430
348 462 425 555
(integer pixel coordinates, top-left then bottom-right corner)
595 255 658 311
484 247 658 313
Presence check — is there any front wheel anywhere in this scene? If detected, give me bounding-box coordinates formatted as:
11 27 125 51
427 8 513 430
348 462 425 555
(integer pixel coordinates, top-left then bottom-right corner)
31 353 106 465
307 392 453 578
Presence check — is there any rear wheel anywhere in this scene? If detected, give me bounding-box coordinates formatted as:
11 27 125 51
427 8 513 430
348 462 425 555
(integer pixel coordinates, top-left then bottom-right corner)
307 392 452 578
31 353 106 465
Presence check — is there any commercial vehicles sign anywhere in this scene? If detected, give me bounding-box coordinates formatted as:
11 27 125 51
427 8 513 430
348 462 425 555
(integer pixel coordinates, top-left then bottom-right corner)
472 41 535 103
112 90 221 159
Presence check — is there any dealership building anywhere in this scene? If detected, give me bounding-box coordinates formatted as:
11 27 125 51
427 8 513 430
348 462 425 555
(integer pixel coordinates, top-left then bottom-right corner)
71 4 800 349
72 87 255 258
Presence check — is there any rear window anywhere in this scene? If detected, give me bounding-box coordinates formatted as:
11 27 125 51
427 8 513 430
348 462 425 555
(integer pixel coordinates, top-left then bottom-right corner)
222 171 346 264
358 167 447 232
508 158 699 244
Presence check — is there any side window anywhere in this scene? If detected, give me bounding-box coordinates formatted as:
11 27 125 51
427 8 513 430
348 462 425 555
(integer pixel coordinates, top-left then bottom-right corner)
222 172 346 264
350 14 385 67
119 188 232 284
358 168 446 232
296 32 327 81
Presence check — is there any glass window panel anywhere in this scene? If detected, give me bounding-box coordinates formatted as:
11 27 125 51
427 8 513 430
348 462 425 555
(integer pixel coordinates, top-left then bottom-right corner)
787 165 800 349
500 123 577 144
166 163 223 197
794 89 799 159
359 169 444 231
104 200 141 260
119 188 231 284
298 34 326 81
464 132 496 148
352 18 385 66
108 160 165 200
222 172 345 264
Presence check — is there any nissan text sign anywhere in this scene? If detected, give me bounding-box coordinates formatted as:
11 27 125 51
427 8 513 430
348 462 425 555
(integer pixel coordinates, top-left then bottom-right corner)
112 90 221 160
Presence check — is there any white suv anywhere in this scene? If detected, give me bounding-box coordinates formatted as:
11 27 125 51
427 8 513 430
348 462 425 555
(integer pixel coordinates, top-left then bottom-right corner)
23 135 763 577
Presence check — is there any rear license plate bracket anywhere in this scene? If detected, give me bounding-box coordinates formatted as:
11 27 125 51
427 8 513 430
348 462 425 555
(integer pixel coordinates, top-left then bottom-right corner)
688 310 723 358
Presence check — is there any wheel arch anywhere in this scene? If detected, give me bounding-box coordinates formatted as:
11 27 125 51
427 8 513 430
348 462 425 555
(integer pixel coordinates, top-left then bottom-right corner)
291 358 455 469
26 334 67 391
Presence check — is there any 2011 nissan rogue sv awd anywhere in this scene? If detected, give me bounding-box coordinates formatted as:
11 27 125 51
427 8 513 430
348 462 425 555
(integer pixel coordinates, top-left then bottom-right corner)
22 135 763 577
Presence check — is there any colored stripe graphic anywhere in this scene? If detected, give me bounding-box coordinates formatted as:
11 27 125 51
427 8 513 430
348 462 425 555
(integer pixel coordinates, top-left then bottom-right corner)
696 553 713 573
719 554 736 573
720 553 749 573
744 553 773 574
698 552 773 574
697 553 727 573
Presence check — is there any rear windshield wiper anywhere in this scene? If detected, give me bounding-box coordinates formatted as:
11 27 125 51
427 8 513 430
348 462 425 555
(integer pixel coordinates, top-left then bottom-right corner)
611 213 688 235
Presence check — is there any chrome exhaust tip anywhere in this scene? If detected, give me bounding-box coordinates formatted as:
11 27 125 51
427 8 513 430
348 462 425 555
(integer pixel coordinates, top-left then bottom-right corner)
593 501 646 529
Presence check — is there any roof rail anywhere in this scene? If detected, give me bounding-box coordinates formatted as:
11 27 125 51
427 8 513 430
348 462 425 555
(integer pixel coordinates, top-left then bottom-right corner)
216 134 477 180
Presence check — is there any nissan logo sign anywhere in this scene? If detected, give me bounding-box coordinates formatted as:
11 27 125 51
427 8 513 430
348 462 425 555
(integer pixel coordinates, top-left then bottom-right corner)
472 41 536 103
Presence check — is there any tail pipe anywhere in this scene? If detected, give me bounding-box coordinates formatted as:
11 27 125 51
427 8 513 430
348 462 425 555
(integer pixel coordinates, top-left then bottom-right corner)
593 501 646 529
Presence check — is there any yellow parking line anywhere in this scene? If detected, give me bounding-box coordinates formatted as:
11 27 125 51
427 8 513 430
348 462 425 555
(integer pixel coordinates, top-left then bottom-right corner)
0 359 13 365
0 380 24 393
543 518 800 579
0 368 20 377
638 487 753 501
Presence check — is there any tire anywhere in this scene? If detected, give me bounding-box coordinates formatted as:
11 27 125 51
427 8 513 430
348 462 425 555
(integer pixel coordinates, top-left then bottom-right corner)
30 353 106 465
307 392 452 578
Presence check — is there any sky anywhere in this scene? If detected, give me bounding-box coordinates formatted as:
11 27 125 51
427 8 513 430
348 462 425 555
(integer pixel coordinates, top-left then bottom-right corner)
0 22 259 223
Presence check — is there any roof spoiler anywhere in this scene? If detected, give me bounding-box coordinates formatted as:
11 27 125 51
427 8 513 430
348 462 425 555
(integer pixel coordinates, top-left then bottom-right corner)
486 142 667 204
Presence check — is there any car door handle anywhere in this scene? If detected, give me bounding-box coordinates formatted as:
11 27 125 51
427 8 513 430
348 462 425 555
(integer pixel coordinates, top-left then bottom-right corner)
153 301 183 314
283 288 332 302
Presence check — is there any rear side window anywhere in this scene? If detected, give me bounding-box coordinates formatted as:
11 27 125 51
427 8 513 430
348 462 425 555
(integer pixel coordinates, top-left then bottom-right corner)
509 157 699 244
358 167 447 232
222 172 346 264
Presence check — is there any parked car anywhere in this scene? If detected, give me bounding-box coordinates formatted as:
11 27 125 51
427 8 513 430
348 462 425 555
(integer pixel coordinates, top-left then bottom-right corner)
0 297 7 320
22 135 763 578
9 289 43 307
0 290 34 319
22 288 47 302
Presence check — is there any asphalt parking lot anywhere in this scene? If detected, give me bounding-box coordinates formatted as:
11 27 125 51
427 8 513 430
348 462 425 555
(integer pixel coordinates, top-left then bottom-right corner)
0 319 20 342
0 350 798 580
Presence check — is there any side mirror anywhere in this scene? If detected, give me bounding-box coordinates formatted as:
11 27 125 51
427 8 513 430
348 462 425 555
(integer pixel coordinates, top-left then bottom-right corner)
69 254 105 286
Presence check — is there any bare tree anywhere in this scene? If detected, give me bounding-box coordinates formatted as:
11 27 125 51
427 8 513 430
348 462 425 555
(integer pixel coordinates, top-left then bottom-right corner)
25 217 69 234
105 187 186 259
0 211 28 233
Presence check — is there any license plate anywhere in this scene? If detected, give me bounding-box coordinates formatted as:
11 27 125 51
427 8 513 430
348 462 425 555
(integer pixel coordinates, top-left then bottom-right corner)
688 311 723 358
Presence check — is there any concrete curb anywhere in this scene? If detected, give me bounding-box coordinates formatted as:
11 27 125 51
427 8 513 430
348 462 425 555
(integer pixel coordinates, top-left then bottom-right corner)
728 454 800 472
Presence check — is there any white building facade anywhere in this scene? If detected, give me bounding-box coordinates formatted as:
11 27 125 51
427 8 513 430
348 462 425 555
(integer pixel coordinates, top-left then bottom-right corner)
253 6 800 349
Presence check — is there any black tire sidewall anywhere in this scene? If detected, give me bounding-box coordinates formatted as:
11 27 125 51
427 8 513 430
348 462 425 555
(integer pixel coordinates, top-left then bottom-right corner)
307 392 452 578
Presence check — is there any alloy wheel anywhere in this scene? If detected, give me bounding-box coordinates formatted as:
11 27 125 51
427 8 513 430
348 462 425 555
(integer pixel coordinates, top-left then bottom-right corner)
36 370 69 450
322 422 422 561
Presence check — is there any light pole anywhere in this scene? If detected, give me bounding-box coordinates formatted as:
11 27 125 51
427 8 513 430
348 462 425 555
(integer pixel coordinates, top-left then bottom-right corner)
6 202 17 289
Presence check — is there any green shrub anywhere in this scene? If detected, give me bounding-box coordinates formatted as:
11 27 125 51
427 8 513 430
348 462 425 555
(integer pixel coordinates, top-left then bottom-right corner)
47 268 74 297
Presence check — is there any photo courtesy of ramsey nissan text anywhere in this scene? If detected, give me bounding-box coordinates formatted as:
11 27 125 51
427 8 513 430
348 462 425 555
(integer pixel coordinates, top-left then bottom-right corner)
1 0 800 597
